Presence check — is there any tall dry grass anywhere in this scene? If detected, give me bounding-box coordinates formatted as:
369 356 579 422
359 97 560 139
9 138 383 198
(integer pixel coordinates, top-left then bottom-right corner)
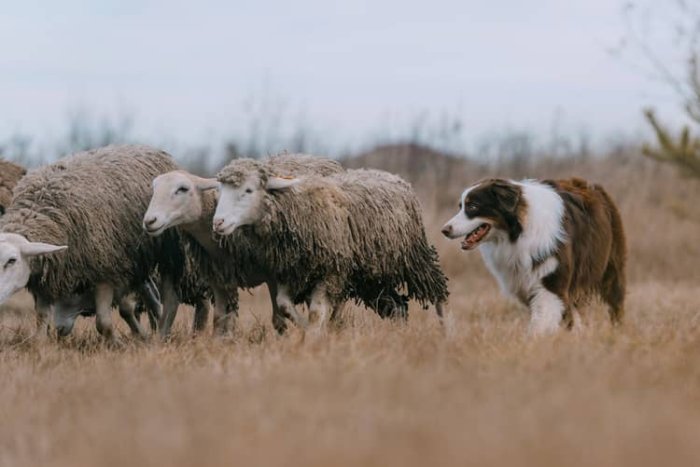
1 145 699 467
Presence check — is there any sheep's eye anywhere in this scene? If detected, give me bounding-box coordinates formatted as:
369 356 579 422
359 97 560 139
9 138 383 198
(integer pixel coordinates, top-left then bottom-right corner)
245 188 253 194
5 258 16 269
175 186 189 195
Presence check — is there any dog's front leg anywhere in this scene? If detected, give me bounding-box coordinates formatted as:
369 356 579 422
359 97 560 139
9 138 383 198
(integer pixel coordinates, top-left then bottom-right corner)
528 287 565 335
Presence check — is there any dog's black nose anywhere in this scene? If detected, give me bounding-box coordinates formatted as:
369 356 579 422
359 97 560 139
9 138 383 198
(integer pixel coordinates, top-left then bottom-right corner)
441 225 452 237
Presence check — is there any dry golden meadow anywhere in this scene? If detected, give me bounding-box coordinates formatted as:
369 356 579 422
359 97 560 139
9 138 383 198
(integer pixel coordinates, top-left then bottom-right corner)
1 146 699 467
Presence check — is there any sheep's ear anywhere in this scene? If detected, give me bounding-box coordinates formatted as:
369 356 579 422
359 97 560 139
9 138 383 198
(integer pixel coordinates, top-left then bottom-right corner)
192 176 220 191
19 242 67 257
266 176 300 191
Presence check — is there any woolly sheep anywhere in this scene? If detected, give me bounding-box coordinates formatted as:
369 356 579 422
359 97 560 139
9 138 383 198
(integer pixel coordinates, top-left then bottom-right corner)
0 159 168 337
0 159 26 216
143 153 344 334
0 145 193 340
212 161 449 329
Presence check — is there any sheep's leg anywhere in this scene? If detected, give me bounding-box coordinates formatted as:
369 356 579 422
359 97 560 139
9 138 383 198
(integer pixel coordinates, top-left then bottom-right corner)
117 295 148 339
329 302 344 323
158 276 179 338
308 284 331 334
145 306 159 332
267 282 288 335
212 284 238 336
94 283 116 341
145 276 161 303
140 278 162 331
33 295 52 340
276 285 307 329
192 298 211 334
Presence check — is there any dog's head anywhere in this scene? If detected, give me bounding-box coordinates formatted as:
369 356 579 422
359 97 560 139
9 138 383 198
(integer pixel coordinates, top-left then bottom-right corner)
441 178 525 250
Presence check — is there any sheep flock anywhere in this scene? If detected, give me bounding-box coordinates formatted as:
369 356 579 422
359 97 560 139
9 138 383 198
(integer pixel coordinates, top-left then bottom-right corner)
0 144 448 341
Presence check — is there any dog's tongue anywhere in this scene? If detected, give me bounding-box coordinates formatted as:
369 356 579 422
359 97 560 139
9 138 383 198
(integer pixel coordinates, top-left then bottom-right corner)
461 237 477 250
461 224 490 250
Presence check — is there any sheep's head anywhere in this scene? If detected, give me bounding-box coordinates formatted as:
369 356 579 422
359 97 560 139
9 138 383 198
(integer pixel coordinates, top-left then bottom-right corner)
143 171 219 236
213 160 300 235
0 233 67 304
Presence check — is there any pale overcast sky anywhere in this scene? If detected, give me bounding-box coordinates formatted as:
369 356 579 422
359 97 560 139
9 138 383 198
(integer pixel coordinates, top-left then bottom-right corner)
0 0 685 155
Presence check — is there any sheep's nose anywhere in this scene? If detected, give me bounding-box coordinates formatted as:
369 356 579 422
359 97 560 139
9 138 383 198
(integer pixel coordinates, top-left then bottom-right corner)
441 225 452 237
144 216 158 227
213 218 224 232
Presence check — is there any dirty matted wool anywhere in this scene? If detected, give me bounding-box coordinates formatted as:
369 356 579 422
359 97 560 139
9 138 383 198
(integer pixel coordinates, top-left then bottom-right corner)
217 159 449 309
0 145 187 301
191 154 345 308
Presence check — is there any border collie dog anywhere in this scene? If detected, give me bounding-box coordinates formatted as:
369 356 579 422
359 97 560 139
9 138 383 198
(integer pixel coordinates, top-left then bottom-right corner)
441 178 626 334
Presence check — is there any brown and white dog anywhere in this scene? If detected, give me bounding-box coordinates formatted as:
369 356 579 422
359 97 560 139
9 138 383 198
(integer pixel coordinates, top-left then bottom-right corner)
441 178 626 334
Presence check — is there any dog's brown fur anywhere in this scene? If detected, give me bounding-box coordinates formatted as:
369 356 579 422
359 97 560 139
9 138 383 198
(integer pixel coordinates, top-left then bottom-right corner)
541 178 626 326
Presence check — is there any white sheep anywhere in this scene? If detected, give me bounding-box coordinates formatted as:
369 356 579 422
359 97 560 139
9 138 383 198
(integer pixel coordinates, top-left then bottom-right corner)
143 154 345 334
212 161 449 331
0 145 188 341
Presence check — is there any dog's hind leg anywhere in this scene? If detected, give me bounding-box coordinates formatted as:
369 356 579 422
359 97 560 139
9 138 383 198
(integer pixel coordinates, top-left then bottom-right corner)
561 304 574 331
601 191 626 326
601 264 625 326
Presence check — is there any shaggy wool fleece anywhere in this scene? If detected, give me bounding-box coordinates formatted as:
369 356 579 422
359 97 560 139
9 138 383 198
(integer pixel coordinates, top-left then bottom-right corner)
0 145 184 301
182 153 345 315
218 160 448 312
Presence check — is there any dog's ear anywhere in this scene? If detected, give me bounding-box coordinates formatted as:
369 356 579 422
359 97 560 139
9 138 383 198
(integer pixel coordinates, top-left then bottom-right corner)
491 181 521 213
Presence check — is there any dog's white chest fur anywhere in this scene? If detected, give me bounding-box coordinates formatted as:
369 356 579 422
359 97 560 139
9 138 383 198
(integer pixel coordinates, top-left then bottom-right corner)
480 243 559 302
479 181 566 304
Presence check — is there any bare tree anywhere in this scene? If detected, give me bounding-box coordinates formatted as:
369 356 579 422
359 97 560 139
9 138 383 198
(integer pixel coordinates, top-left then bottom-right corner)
620 0 700 176
643 108 700 176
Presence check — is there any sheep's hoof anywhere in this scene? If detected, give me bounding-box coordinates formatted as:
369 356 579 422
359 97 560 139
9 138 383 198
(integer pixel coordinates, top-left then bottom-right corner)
308 309 319 324
272 316 288 335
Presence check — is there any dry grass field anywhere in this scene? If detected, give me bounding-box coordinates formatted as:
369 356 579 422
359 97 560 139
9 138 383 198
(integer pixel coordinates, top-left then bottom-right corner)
1 146 699 467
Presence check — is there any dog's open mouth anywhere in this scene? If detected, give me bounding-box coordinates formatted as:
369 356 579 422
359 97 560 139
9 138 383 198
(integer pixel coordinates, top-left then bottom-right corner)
461 223 491 250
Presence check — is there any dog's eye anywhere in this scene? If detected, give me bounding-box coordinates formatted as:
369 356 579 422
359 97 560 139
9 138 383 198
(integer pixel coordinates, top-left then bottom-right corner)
466 203 478 212
175 186 189 195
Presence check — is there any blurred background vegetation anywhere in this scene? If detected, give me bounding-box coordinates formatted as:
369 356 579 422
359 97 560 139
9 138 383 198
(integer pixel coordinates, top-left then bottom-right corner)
1 1 699 181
